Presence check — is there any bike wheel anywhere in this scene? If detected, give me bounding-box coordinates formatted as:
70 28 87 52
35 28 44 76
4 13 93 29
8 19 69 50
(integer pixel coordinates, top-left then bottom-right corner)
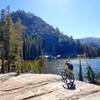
70 73 75 83
61 71 66 80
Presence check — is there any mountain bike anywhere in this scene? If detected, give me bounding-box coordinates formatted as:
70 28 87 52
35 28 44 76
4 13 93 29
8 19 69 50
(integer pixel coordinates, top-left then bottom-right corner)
61 69 75 87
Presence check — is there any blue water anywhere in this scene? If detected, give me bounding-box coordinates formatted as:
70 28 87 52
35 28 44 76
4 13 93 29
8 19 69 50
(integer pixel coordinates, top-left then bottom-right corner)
43 58 100 79
72 59 100 79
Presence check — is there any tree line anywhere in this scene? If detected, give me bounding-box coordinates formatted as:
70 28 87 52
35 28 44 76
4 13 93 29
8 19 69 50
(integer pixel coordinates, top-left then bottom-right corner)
0 7 100 74
0 7 43 74
10 10 100 59
0 6 24 74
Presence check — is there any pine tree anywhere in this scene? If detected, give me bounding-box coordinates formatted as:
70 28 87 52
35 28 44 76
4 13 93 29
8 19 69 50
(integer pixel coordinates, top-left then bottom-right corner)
86 64 95 84
79 59 83 81
3 6 20 72
7 16 15 72
87 65 91 82
0 6 24 73
0 8 8 73
14 20 24 74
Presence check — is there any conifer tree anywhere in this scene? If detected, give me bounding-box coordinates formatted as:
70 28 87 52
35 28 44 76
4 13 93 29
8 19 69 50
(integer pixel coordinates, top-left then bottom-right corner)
86 64 95 84
0 6 24 73
79 59 83 81
14 20 24 74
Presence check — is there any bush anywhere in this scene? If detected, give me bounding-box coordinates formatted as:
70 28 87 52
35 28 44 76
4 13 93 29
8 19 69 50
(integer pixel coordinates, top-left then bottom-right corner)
21 58 44 73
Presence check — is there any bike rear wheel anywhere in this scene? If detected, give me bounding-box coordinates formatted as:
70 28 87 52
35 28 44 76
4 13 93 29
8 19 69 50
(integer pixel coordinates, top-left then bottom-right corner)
61 71 67 80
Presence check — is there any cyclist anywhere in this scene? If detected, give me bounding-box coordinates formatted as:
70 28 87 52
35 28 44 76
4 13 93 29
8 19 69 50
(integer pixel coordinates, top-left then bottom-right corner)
62 60 75 88
65 60 73 79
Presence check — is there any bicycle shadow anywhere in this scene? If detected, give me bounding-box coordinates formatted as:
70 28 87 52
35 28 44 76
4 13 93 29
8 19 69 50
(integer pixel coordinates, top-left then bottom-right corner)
63 82 76 90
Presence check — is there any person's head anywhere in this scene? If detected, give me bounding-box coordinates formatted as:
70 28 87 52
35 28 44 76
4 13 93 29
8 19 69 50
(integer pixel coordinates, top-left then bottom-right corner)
66 60 70 65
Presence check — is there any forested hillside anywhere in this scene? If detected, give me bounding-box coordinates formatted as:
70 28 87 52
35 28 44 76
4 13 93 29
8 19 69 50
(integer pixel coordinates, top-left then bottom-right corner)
1 9 100 61
79 37 100 48
11 10 78 59
0 7 100 74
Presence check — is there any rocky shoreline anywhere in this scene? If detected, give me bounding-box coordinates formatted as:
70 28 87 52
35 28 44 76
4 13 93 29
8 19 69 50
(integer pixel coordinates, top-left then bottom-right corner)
0 73 100 100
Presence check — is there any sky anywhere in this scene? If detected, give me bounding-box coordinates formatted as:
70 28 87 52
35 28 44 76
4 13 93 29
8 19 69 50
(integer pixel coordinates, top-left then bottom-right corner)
0 0 100 39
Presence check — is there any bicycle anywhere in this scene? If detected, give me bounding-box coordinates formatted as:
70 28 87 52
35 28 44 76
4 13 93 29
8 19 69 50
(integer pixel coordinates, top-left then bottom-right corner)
61 69 75 88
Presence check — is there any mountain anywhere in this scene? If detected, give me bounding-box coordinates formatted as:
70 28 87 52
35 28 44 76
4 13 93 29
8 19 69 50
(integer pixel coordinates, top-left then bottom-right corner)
11 10 78 59
0 9 97 59
79 37 100 48
0 9 100 58
11 10 60 36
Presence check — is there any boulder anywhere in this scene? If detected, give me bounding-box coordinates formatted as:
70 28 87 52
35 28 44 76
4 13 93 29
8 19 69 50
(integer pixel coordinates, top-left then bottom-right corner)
0 73 100 100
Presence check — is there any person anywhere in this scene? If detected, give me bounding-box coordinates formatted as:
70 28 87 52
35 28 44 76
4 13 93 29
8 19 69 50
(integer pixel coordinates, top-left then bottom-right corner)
65 60 73 79
64 60 69 78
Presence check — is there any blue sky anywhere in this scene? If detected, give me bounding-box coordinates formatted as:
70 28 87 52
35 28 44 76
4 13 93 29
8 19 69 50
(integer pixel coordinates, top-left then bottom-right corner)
0 0 100 38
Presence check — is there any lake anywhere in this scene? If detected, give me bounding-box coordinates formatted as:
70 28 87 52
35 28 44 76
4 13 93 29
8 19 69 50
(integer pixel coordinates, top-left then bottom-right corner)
43 58 100 79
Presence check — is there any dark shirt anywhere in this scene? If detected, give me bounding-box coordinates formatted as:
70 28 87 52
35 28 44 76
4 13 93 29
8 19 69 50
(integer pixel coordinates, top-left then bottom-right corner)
68 64 73 71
